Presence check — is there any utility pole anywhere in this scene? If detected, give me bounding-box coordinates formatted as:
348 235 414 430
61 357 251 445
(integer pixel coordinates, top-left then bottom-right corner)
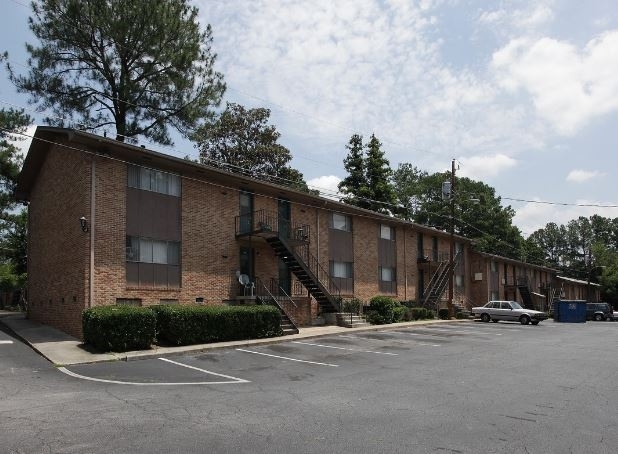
448 159 455 318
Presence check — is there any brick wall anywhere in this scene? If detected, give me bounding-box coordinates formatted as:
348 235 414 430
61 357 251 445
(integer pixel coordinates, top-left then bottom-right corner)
27 142 91 338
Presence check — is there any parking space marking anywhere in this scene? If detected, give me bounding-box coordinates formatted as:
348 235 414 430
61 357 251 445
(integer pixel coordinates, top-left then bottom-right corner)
291 341 398 356
0 340 14 344
236 348 339 367
58 359 250 386
418 327 503 336
339 333 441 347
158 358 249 383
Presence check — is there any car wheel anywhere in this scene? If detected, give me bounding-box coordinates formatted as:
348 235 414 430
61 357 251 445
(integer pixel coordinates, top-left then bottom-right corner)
594 314 603 321
531 321 539 325
520 315 530 325
481 313 490 323
491 319 498 323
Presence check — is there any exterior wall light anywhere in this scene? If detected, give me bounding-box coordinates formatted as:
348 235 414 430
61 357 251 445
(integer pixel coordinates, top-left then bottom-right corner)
80 216 89 232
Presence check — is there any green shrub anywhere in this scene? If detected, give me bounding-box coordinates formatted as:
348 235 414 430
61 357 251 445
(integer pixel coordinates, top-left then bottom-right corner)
393 305 406 322
153 304 282 346
342 297 363 314
367 296 400 324
406 307 425 320
438 308 450 320
426 309 435 319
82 305 156 352
456 311 470 319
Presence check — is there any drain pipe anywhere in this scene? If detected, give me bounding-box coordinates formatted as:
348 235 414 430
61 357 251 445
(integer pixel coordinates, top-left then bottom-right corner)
88 158 95 308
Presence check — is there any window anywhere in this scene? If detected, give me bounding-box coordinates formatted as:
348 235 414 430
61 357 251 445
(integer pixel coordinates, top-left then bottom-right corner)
380 225 394 240
500 302 511 309
116 298 142 306
331 261 353 278
128 164 181 197
490 260 498 272
379 266 395 282
455 275 464 287
331 213 352 232
126 236 180 265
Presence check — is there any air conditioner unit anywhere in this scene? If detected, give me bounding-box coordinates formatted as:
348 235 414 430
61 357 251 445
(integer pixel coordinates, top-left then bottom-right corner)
474 273 483 281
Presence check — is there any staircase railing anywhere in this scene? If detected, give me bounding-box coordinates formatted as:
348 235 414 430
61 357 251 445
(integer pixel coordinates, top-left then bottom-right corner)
290 242 341 310
254 277 299 329
267 278 297 308
422 250 463 308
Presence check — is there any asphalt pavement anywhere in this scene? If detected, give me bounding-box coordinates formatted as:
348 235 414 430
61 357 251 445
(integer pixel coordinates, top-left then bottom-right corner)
0 310 462 365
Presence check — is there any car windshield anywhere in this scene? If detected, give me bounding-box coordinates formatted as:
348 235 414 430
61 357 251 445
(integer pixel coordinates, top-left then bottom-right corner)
510 301 523 309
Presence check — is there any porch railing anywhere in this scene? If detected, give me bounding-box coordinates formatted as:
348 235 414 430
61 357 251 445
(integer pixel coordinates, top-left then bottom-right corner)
291 243 342 309
235 209 310 242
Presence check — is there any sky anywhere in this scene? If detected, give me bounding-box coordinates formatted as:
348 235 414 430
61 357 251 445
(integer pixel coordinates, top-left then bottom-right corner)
2 0 618 237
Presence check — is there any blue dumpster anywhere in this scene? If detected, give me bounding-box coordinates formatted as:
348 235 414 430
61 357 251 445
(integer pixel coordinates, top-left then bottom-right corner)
553 300 587 323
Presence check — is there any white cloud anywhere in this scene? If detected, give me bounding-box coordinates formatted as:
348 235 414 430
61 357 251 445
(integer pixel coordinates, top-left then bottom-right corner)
491 31 618 135
478 1 554 32
458 154 517 180
307 175 341 199
566 169 604 183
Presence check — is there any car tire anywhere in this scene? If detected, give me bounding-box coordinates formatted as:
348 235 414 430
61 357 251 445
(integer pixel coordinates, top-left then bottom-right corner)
481 313 490 323
594 314 603 321
491 319 498 323
520 315 530 325
531 321 539 325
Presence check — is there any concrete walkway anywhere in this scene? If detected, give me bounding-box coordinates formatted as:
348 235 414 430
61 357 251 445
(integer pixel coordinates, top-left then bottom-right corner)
0 310 465 366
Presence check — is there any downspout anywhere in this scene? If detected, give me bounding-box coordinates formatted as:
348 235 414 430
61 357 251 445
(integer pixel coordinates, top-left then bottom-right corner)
403 226 407 300
89 158 95 307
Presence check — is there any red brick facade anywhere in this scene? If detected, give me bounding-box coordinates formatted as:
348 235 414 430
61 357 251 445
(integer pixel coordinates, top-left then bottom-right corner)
17 128 592 338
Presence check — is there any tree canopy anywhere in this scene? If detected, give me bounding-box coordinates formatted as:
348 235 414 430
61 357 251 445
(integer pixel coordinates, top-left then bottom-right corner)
8 0 225 145
0 108 31 291
338 134 395 214
392 163 523 258
192 102 312 192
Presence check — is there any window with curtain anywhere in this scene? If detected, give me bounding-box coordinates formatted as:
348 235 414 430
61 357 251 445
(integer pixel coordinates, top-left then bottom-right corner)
331 213 352 232
128 164 181 197
331 261 353 278
380 225 394 240
126 236 180 265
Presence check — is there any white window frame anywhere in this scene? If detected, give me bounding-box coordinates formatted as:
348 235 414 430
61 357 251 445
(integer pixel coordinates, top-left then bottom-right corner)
332 213 351 232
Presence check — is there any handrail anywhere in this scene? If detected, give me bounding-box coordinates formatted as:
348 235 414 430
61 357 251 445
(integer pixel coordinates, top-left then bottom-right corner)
268 278 297 308
291 242 341 308
235 209 311 242
254 277 299 328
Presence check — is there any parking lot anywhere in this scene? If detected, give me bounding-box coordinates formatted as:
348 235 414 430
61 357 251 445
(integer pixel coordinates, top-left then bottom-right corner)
3 319 618 453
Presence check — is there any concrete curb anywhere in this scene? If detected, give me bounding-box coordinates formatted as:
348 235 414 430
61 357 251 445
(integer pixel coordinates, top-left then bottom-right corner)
0 311 470 366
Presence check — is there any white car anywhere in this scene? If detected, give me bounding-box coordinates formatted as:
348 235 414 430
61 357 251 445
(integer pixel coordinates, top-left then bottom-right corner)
471 300 548 325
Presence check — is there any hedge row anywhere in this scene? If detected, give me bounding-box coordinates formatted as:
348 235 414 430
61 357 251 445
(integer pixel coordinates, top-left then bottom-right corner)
366 296 437 325
152 304 282 346
82 305 156 352
82 304 282 352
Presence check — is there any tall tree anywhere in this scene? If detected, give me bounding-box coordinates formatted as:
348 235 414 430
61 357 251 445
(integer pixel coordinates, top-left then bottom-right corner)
364 134 396 214
392 164 524 258
192 103 312 192
8 0 225 145
338 134 370 208
0 109 31 291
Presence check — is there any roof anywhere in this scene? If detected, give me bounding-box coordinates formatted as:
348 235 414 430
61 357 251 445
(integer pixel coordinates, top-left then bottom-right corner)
15 126 471 241
473 250 556 273
556 275 601 287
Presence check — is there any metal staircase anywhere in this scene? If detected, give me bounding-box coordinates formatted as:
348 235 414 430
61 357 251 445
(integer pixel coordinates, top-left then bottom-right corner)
422 250 462 309
516 276 534 309
266 237 341 313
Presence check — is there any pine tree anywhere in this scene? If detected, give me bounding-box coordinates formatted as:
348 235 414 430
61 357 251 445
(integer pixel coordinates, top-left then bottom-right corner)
364 134 396 214
338 134 370 209
8 0 225 145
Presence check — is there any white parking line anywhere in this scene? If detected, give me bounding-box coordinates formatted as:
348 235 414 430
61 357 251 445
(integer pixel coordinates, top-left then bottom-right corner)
291 341 398 356
339 333 441 347
236 348 339 367
418 327 503 336
0 340 14 344
57 358 250 386
158 358 249 383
